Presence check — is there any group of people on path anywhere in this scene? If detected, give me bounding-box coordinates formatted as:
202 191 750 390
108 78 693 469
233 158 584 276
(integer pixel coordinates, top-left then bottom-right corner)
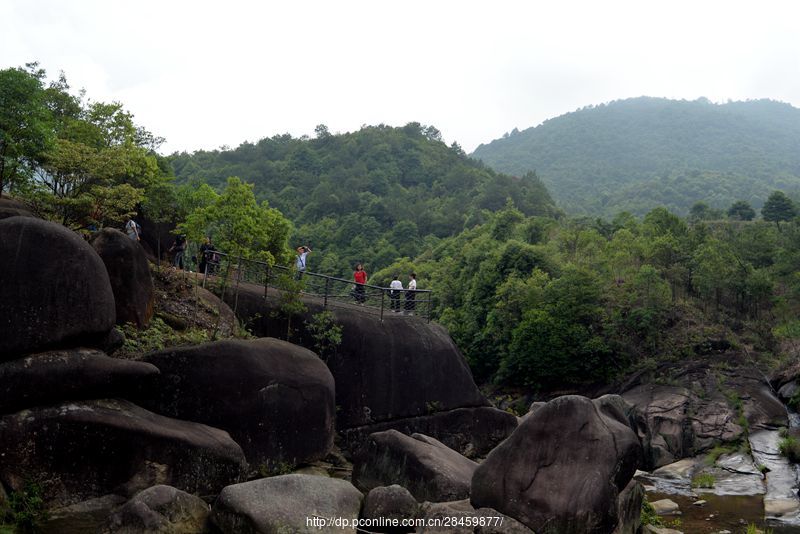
389 272 418 314
295 246 419 313
126 218 219 274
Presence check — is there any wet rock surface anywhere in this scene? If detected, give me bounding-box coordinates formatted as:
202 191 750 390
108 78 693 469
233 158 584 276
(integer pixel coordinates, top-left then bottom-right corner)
622 359 787 470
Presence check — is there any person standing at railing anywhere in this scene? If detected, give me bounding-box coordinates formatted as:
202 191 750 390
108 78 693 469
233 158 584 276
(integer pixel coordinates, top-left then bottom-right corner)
389 275 403 312
353 263 368 305
295 245 311 280
405 272 417 315
199 236 217 276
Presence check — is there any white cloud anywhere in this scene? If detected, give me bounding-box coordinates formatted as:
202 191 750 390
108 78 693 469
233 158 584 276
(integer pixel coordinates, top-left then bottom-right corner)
2 0 799 154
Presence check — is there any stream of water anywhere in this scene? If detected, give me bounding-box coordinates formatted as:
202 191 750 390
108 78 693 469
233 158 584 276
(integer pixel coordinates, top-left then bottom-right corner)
639 412 800 532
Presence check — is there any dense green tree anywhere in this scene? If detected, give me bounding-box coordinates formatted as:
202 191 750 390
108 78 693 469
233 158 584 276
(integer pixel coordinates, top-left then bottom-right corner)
179 177 292 265
0 64 53 196
727 200 756 221
689 201 723 222
762 190 797 228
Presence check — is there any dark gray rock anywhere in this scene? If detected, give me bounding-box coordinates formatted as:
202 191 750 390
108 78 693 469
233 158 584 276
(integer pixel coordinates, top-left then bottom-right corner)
0 399 247 507
353 430 478 502
415 500 533 533
226 285 490 429
223 286 512 456
362 485 418 533
0 216 116 358
0 348 159 414
778 380 799 403
470 395 642 534
211 474 363 534
613 480 644 534
137 338 335 468
91 228 155 328
104 485 211 533
39 494 127 534
341 406 517 458
0 196 35 219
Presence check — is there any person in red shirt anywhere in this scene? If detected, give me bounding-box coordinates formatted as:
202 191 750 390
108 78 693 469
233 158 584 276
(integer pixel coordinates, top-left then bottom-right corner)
353 263 367 304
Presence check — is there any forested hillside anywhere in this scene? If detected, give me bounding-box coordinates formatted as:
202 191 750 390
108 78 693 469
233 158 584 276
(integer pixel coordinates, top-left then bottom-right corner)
471 97 800 216
170 124 559 276
372 205 800 392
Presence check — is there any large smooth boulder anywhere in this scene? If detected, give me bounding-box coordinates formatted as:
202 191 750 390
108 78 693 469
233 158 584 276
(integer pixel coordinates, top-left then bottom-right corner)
0 216 116 357
39 494 127 534
225 286 512 454
0 399 247 507
0 348 159 414
470 395 642 534
362 485 419 533
415 500 533 533
137 338 335 467
211 474 363 534
353 430 478 502
103 485 211 533
0 196 35 219
91 227 155 328
228 286 490 429
342 406 518 458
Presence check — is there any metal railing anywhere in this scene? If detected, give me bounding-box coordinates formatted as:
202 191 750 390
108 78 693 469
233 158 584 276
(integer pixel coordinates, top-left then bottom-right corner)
200 251 432 322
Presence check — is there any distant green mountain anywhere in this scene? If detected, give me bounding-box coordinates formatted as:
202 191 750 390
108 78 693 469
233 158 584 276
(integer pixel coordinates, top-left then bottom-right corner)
170 123 558 276
471 97 800 216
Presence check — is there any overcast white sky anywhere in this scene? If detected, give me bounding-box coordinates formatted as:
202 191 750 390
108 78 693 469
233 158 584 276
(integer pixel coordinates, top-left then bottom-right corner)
2 0 799 154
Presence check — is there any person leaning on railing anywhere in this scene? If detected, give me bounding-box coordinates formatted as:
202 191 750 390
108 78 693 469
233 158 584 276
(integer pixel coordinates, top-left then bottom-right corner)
389 274 403 312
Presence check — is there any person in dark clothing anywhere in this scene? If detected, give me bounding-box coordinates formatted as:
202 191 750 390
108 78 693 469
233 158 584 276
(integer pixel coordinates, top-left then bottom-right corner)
199 236 217 275
170 235 187 270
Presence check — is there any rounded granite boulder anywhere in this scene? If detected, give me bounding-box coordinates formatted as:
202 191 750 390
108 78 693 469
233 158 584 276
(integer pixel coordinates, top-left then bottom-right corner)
0 217 116 358
91 227 155 328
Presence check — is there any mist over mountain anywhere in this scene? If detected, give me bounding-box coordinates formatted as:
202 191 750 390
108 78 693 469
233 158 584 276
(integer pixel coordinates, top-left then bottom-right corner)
471 97 800 216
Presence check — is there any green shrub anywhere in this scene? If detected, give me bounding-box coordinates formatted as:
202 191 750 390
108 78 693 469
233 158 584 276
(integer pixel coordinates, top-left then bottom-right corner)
691 472 715 488
305 311 343 361
640 498 662 527
5 482 48 532
779 436 800 463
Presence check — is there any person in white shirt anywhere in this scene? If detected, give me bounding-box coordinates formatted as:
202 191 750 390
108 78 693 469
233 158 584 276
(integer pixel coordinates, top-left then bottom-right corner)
405 273 417 315
125 218 140 241
389 275 403 312
295 246 311 280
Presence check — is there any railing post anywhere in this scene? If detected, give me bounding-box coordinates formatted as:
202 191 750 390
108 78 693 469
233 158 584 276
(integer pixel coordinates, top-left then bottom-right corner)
324 276 330 308
380 289 385 322
428 291 432 323
264 264 269 300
